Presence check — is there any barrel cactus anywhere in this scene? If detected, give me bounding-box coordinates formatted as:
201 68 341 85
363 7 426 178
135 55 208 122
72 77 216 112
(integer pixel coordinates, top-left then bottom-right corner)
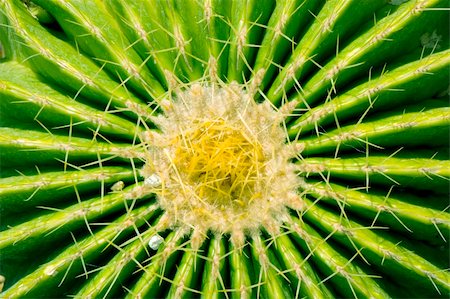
0 0 449 298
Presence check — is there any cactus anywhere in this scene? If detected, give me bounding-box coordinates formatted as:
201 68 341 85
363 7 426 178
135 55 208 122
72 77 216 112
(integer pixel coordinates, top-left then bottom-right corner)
0 0 449 298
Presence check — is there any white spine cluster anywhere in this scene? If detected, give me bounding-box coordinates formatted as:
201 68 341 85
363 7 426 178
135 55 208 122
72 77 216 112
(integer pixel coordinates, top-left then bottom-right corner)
140 82 303 246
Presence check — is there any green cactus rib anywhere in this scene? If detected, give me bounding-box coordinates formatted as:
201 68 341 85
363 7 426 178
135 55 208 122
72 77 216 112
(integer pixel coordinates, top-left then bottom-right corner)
269 0 447 106
166 242 204 298
250 236 294 298
298 156 450 191
225 0 274 82
288 216 390 299
0 0 449 298
300 180 450 245
126 231 184 298
200 236 227 298
273 233 333 299
0 183 152 250
1 0 154 116
0 127 143 170
259 0 386 96
289 49 450 136
252 0 322 91
298 104 450 155
31 0 165 100
157 0 209 81
229 242 254 298
74 216 164 298
1 204 157 298
0 62 143 140
0 166 134 203
304 198 450 296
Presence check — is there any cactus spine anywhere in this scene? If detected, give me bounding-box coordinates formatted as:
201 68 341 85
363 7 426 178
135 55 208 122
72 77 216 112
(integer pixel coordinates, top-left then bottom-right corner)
0 0 449 298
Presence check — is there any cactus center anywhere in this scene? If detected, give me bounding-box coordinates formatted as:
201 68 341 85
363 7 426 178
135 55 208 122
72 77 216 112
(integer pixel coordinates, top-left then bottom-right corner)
140 82 303 244
172 118 265 206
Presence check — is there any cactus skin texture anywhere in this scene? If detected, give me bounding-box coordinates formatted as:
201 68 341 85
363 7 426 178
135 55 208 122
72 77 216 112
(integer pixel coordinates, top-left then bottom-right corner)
0 0 449 298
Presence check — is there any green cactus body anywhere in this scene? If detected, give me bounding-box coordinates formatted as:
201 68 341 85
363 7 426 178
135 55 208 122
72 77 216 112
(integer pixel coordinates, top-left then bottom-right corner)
0 0 449 298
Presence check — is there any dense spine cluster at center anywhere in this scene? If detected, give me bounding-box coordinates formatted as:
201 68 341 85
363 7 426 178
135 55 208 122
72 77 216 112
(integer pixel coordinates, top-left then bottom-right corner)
140 82 304 246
